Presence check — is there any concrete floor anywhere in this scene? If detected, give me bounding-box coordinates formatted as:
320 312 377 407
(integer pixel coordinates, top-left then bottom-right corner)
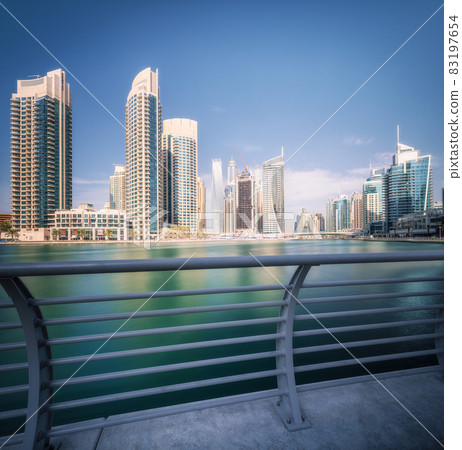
35 370 443 450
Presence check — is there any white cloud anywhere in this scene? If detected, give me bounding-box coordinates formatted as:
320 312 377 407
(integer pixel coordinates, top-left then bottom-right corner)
284 167 365 213
343 136 373 146
211 105 225 113
372 152 393 168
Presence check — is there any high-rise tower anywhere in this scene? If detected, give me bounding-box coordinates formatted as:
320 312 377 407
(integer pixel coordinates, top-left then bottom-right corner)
10 69 72 229
211 159 224 234
162 118 198 234
125 68 163 240
109 164 126 210
262 149 284 234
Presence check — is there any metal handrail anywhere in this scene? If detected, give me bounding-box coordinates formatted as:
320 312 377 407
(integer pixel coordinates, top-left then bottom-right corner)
0 251 444 448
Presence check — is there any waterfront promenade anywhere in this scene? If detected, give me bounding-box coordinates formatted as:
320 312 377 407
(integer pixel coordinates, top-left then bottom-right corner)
5 370 442 449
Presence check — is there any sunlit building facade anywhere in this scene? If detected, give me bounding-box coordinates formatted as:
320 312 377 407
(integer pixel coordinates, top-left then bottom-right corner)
262 151 284 234
363 169 387 235
162 118 198 234
10 69 72 229
109 164 126 210
387 141 433 231
125 68 163 240
211 159 224 234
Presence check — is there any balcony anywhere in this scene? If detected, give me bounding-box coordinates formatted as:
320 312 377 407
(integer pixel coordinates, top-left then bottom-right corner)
0 252 443 449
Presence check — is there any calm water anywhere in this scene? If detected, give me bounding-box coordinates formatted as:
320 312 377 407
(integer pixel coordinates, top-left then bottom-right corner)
0 239 443 432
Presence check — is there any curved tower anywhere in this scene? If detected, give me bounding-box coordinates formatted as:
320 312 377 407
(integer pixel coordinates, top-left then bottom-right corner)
125 68 163 240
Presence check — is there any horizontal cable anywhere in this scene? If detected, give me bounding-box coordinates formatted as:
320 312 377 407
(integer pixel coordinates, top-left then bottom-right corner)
293 318 443 338
0 361 28 372
48 333 283 366
294 304 443 321
0 384 28 395
46 388 283 438
293 332 444 355
0 321 22 330
45 317 283 346
0 408 27 421
0 250 443 277
0 301 15 309
298 290 443 306
301 276 443 289
29 276 443 307
0 342 26 351
294 349 442 373
49 350 282 387
40 300 284 327
31 284 286 306
48 369 284 411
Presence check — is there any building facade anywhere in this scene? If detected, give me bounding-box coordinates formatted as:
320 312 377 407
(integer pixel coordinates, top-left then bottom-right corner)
262 151 284 234
363 168 387 235
11 69 72 230
52 203 126 240
125 68 163 240
236 171 254 231
387 141 433 231
109 164 126 210
211 159 224 234
197 176 206 232
350 192 364 231
162 118 198 234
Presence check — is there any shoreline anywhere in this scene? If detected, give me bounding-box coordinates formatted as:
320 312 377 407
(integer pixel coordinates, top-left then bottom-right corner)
0 237 444 246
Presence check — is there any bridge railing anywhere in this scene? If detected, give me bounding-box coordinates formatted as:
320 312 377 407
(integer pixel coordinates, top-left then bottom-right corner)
0 251 443 448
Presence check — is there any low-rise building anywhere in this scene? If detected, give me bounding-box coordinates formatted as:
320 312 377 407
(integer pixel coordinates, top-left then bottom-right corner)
52 203 127 240
394 208 443 238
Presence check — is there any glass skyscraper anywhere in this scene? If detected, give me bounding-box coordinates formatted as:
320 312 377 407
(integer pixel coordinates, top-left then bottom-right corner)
10 69 72 229
125 68 163 240
386 142 433 230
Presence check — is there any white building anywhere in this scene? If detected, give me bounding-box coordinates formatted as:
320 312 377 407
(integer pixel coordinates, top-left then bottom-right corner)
109 164 126 210
162 118 198 234
125 68 163 241
262 149 284 234
52 203 127 240
211 159 224 234
10 69 72 230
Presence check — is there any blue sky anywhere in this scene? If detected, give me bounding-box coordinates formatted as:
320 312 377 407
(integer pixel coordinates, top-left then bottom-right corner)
0 0 444 214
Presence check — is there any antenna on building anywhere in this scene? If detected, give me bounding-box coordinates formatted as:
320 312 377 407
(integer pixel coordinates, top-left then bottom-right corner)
281 146 284 157
397 124 400 152
369 159 372 177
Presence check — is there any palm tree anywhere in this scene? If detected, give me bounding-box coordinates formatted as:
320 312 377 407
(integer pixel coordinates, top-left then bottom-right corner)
52 229 59 241
1 221 19 240
104 229 115 240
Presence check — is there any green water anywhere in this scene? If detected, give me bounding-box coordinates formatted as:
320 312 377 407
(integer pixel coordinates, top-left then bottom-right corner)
0 239 443 433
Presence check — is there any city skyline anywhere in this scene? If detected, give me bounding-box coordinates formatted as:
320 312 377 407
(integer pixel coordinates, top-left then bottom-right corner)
0 1 443 214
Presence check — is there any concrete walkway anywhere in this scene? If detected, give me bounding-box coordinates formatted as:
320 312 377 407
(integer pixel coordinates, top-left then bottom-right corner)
7 370 444 449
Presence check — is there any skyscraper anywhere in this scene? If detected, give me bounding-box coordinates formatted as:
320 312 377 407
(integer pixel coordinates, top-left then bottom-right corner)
236 171 254 231
262 150 284 234
11 69 72 229
162 118 198 234
197 176 206 232
363 168 387 235
109 164 126 210
387 134 433 230
125 68 163 240
224 158 237 234
211 159 224 234
350 192 363 231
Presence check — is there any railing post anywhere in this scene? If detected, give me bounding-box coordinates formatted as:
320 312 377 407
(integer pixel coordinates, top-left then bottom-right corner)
275 264 311 431
435 308 444 367
1 277 53 449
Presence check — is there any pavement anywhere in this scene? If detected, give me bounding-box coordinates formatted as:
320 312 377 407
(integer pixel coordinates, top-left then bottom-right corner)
21 369 444 450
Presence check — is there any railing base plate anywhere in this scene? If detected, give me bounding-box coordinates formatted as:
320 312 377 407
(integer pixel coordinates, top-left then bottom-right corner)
274 400 311 431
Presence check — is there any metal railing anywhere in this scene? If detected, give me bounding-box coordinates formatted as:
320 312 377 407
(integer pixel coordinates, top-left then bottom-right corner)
0 251 443 448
